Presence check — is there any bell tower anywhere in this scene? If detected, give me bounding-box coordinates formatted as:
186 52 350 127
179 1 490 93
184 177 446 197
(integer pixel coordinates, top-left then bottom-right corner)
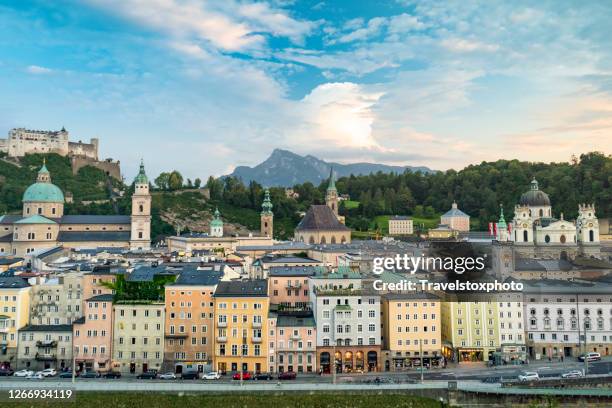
577 203 599 243
260 189 274 238
325 167 338 217
130 159 151 250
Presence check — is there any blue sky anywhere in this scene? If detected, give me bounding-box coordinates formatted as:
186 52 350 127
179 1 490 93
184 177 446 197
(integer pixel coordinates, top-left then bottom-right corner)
1 0 611 180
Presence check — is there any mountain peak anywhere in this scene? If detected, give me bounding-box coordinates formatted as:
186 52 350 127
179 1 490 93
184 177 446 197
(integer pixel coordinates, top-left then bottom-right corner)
229 149 431 187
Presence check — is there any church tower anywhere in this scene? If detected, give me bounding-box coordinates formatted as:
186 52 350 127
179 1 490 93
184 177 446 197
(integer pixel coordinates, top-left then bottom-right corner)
492 205 515 279
210 207 224 237
577 203 599 244
325 167 338 217
130 160 151 250
260 189 273 238
513 204 533 243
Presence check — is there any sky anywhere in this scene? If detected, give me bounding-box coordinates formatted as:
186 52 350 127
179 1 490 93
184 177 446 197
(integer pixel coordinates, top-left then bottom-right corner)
0 0 611 181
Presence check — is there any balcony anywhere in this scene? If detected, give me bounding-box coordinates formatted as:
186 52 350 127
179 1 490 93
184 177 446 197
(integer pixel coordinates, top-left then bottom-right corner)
36 340 57 348
252 321 262 329
216 336 227 343
217 321 227 328
165 332 188 339
290 334 301 341
35 353 57 361
251 337 262 343
286 282 302 289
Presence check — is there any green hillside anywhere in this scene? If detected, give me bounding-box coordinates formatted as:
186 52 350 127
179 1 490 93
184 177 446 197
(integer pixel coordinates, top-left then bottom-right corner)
0 153 121 214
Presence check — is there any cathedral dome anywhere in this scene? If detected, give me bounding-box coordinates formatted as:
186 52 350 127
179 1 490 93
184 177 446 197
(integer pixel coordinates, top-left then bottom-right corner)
22 164 64 203
519 178 550 207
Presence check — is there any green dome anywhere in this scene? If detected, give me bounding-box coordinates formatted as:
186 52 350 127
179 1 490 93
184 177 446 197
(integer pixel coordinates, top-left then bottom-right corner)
23 182 64 203
134 159 149 184
210 208 223 227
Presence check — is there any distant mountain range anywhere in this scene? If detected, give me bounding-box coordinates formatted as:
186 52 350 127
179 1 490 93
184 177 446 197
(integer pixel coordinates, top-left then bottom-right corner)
228 149 432 187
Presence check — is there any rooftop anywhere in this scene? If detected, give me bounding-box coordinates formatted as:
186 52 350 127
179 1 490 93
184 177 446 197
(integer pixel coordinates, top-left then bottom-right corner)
57 231 131 242
295 205 350 232
276 314 316 327
214 279 268 297
19 324 73 332
382 292 440 300
171 269 222 286
60 215 131 224
86 294 114 302
0 276 29 289
268 266 320 277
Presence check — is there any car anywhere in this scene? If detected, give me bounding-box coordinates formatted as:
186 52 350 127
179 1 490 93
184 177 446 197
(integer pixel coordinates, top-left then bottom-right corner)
561 370 584 379
40 368 57 377
79 371 98 378
202 372 221 380
181 371 200 380
136 371 157 379
26 372 44 380
102 371 122 379
254 373 273 380
14 369 34 377
159 372 177 380
278 371 297 380
579 352 601 362
59 371 73 378
232 372 252 381
518 372 539 381
0 368 14 376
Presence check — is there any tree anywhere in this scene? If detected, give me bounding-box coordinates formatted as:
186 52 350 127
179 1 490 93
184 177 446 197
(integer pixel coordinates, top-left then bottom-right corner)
168 171 184 190
194 178 201 188
154 172 170 190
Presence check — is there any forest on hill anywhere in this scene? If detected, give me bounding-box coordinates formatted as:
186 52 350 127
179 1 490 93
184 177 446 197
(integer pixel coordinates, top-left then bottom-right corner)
0 151 609 240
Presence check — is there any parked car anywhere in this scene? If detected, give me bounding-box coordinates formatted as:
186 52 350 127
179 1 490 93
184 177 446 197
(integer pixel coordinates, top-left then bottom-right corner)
254 373 273 380
518 372 539 381
0 368 14 376
103 371 122 379
202 372 221 380
232 372 252 381
159 372 177 380
40 368 57 377
14 369 34 377
27 372 44 380
79 371 98 378
59 371 73 378
278 371 297 380
579 352 601 362
137 371 157 379
561 370 584 379
181 371 200 380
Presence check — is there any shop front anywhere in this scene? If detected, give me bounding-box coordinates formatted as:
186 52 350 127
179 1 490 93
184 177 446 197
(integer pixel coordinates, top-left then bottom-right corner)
318 346 380 374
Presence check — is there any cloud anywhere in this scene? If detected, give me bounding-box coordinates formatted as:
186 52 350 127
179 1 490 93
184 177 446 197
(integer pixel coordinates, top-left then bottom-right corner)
26 65 53 74
84 0 313 53
334 17 386 44
440 38 499 53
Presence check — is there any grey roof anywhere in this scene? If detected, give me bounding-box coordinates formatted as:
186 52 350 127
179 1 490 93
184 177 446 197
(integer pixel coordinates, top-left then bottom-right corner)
127 265 179 282
60 215 131 224
0 215 22 224
0 276 29 288
268 266 319 277
57 231 130 242
0 234 13 243
20 324 72 332
295 205 350 231
382 292 440 300
264 256 320 264
214 279 268 297
442 208 469 218
520 279 612 294
0 257 23 265
390 216 412 220
86 294 114 302
172 270 222 286
276 314 316 327
538 217 558 227
236 242 312 251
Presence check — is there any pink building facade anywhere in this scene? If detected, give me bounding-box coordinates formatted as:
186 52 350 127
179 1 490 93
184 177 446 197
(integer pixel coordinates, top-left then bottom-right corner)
72 293 113 373
268 267 315 308
269 313 317 373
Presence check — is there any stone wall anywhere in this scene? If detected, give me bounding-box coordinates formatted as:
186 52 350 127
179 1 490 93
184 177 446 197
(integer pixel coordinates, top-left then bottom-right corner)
71 156 121 181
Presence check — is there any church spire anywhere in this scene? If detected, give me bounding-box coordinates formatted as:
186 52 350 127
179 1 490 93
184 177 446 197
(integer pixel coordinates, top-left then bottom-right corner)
327 167 336 191
134 159 148 184
261 189 273 215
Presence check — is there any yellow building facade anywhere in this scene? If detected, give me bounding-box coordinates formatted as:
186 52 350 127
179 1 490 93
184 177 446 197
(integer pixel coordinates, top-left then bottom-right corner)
0 277 31 368
441 295 500 362
213 280 269 374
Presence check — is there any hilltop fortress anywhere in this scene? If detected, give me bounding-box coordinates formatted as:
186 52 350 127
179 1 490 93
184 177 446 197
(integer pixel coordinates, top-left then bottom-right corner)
0 127 121 180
